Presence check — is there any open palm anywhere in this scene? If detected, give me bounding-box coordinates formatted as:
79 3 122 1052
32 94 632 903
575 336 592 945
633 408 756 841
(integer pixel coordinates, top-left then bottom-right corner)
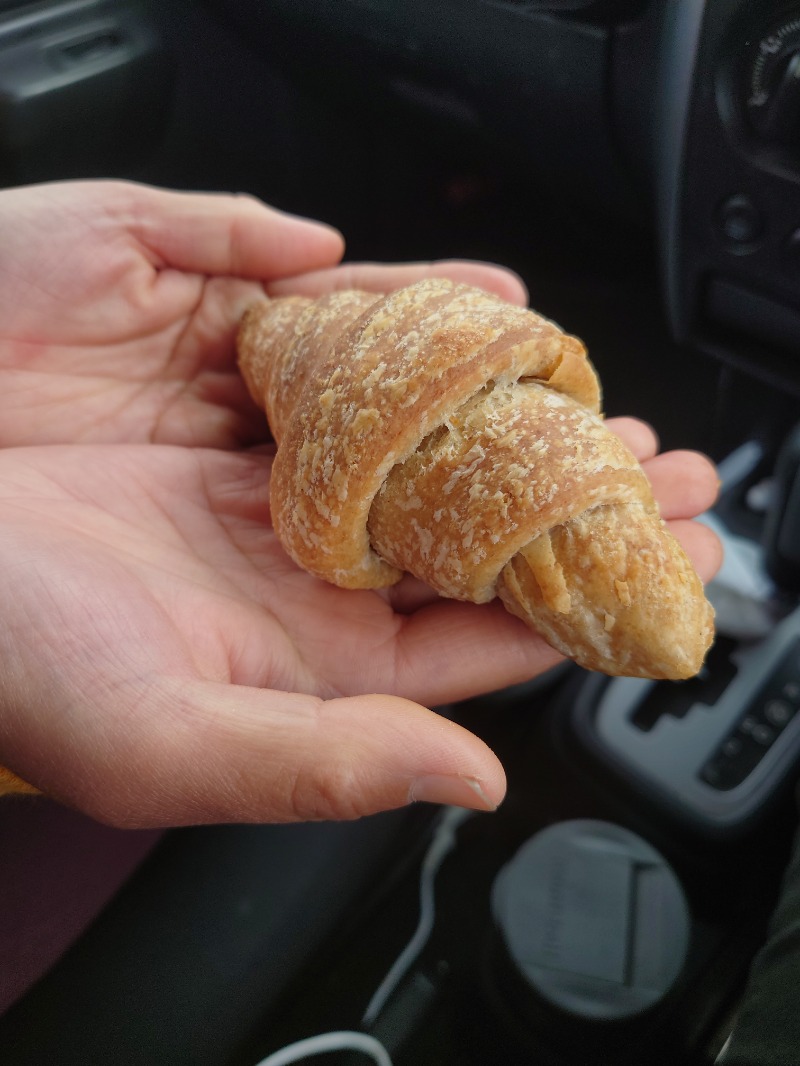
0 443 520 824
0 432 720 826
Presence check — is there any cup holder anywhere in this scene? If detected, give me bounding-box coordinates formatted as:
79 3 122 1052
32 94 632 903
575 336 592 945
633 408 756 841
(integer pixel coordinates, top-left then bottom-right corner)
482 820 691 1063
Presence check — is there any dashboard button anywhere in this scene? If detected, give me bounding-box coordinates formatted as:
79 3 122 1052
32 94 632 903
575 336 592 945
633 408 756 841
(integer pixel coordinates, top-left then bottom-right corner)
722 736 743 757
751 723 776 746
701 762 723 788
765 699 793 727
717 195 764 246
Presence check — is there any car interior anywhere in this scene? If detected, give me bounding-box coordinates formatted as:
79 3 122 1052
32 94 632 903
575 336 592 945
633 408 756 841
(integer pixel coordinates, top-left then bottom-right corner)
1 0 800 1063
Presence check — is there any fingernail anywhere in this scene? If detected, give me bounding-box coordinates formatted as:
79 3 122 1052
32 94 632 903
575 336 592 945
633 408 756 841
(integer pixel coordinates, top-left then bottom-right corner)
408 774 497 812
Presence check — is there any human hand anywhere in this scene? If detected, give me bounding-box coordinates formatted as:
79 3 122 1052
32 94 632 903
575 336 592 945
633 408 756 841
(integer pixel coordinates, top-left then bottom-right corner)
0 425 720 827
0 180 528 449
0 178 720 823
0 179 345 448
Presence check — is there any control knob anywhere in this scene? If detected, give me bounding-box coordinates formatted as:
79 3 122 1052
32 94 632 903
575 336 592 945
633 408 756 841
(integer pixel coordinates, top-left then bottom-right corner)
745 13 800 145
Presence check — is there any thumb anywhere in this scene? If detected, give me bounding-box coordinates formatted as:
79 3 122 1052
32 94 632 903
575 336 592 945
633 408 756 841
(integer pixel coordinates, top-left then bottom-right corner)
73 680 506 829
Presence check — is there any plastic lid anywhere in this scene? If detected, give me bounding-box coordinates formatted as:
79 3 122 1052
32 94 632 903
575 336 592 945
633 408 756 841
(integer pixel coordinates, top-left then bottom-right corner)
491 820 690 1021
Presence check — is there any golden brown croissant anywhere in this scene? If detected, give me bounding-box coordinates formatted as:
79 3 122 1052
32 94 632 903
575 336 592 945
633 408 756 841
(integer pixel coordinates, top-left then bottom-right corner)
238 278 714 680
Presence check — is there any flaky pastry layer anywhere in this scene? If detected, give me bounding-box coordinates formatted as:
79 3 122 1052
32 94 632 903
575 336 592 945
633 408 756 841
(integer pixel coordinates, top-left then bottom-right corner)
238 278 714 679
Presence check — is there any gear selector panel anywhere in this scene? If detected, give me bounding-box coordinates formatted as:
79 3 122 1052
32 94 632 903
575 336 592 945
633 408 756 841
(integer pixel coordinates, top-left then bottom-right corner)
701 638 800 792
567 608 800 836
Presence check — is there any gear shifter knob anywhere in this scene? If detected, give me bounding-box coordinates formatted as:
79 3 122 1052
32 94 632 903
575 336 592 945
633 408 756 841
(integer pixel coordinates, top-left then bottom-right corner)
764 424 800 593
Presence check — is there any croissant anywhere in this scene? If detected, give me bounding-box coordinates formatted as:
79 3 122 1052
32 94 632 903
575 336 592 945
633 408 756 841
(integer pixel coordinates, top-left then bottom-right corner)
238 278 714 680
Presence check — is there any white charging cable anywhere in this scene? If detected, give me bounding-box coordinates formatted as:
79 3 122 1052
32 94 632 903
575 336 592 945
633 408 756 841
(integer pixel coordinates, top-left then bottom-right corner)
254 1030 392 1066
254 806 475 1065
361 805 473 1026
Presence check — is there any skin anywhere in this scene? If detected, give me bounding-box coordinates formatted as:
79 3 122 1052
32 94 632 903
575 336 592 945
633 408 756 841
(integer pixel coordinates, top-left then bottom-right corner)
0 181 722 828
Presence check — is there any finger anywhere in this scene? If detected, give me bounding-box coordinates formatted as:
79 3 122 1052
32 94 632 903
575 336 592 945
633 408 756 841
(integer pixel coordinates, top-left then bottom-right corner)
127 184 345 280
665 518 723 584
384 574 441 614
641 450 720 519
55 680 506 829
392 599 564 707
267 259 529 306
605 417 660 462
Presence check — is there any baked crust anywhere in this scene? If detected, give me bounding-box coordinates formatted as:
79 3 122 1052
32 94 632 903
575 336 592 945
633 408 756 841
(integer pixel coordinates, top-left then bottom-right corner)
238 278 714 679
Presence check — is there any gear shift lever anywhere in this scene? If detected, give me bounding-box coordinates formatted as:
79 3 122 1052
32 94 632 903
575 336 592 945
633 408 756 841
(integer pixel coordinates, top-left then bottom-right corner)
764 424 800 595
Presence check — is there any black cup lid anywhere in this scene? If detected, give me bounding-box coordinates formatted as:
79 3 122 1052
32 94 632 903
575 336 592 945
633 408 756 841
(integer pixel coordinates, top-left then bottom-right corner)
491 820 690 1021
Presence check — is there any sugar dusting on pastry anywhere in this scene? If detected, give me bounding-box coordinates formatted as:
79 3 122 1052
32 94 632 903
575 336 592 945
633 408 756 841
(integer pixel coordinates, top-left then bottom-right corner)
237 278 714 679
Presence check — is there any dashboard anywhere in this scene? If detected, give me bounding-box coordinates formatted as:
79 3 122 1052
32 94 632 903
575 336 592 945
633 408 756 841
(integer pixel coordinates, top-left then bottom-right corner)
208 0 800 397
668 1 800 394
